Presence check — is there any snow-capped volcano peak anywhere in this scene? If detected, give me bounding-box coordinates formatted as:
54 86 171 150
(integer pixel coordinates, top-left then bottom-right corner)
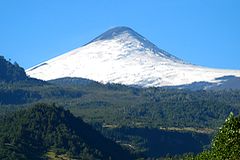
26 27 240 87
88 26 182 62
90 26 138 41
90 26 151 43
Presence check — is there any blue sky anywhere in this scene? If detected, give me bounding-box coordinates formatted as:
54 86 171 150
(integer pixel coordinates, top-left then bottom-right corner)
0 0 240 69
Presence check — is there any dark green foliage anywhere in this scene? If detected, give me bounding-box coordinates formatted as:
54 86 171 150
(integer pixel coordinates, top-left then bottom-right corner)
67 86 240 129
0 56 27 82
0 88 41 104
0 81 82 105
1 67 240 129
194 113 240 160
0 103 133 160
211 113 240 159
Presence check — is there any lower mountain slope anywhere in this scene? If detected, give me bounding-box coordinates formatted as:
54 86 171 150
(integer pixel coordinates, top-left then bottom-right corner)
0 103 133 160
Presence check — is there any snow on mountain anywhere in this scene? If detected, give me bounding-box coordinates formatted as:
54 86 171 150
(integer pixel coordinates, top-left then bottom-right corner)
26 26 240 87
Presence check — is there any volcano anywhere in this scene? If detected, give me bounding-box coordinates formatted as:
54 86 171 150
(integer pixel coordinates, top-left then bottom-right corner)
26 26 240 87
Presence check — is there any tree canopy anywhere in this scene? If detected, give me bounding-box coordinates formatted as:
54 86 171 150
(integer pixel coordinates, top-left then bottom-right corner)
0 103 133 160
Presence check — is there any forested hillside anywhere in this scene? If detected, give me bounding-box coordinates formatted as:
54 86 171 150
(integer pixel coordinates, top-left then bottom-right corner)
0 56 27 82
50 79 240 129
0 103 133 160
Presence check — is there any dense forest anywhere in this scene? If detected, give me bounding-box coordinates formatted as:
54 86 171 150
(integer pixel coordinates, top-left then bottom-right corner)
1 56 240 159
0 103 133 160
0 104 239 159
1 75 240 130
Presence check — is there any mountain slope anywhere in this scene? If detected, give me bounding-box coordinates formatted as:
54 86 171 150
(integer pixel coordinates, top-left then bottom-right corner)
0 103 133 160
26 26 240 87
0 55 27 82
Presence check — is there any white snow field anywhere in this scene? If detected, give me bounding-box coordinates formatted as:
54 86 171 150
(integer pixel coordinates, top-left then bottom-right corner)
26 27 240 87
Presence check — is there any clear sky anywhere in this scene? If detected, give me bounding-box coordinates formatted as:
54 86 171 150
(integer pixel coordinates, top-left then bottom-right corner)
0 0 240 69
